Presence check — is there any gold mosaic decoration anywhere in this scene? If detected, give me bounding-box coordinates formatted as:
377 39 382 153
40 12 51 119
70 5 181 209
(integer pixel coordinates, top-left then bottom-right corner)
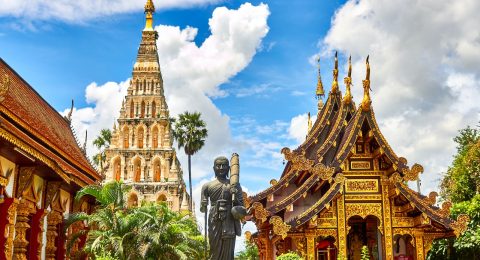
402 163 424 181
269 216 291 239
451 214 470 237
345 179 378 193
251 202 269 223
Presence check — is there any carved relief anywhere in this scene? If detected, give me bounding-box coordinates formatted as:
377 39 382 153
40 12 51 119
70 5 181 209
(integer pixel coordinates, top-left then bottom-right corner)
451 214 470 237
345 179 378 193
4 199 18 259
402 163 424 181
270 216 291 239
252 202 269 223
350 160 371 170
345 203 383 232
13 199 36 260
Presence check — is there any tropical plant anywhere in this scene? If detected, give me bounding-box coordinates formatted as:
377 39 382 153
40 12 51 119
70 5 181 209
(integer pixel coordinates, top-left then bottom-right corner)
428 123 480 259
65 181 205 260
360 245 370 260
92 128 112 172
276 252 303 260
172 111 208 212
235 240 259 260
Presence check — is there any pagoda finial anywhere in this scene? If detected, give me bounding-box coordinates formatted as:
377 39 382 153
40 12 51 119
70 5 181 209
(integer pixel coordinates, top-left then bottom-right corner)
307 112 312 135
343 55 353 104
331 51 339 93
113 119 117 131
315 57 325 97
144 0 155 31
361 55 372 111
316 56 325 111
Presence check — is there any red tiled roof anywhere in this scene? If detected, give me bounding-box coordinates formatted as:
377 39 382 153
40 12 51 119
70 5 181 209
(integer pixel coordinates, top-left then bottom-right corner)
0 58 101 184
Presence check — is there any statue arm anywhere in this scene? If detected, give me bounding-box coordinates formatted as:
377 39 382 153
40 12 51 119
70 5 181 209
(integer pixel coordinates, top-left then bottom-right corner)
233 183 244 207
200 184 208 213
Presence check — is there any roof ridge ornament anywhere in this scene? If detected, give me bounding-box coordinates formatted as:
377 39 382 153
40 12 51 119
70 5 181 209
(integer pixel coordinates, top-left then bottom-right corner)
343 55 353 104
307 112 312 136
315 57 325 111
361 55 372 111
331 51 339 93
144 0 155 31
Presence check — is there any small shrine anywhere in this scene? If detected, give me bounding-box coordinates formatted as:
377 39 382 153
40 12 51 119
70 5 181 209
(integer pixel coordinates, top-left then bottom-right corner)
245 54 469 260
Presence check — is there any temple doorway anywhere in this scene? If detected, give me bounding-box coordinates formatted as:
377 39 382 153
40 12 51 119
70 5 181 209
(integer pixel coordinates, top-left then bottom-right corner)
393 234 415 260
316 236 336 260
347 216 383 260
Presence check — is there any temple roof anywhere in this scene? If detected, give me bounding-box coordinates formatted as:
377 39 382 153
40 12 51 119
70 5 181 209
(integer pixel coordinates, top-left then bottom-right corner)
0 58 101 185
247 55 467 238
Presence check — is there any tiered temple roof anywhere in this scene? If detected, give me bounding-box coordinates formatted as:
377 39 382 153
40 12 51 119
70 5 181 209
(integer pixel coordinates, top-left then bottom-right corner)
246 53 468 245
0 59 101 186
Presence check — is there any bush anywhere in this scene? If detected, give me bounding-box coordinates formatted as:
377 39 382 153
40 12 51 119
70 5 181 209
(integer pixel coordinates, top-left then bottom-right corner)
277 252 303 260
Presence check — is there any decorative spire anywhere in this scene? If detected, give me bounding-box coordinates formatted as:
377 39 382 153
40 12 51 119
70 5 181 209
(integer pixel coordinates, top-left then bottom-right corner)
144 0 155 31
113 119 117 131
82 130 88 155
66 99 74 123
315 57 325 111
361 55 372 111
307 112 312 135
343 55 353 104
315 57 325 97
331 51 339 93
180 190 189 212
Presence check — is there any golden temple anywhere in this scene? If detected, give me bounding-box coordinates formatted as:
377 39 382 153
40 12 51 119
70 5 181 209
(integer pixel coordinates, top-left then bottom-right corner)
245 53 469 260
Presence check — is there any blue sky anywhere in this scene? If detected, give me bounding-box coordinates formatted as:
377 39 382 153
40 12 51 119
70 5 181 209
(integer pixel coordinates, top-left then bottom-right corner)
1 0 480 251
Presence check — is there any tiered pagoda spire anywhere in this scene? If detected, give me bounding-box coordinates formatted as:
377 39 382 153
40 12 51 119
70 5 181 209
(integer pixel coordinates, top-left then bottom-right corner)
315 57 325 111
105 0 189 212
343 56 353 104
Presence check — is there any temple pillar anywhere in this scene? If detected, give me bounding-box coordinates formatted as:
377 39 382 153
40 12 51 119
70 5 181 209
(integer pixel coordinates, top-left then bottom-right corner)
28 209 46 260
293 235 306 259
12 199 36 260
414 233 425 260
381 179 393 259
306 234 315 260
0 198 18 260
336 195 347 258
45 210 63 260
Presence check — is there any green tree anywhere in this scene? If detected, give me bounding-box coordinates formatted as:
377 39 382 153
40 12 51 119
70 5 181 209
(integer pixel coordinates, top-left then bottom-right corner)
235 240 259 260
428 124 480 259
172 112 208 212
92 128 112 172
360 245 370 260
276 252 303 260
65 181 205 260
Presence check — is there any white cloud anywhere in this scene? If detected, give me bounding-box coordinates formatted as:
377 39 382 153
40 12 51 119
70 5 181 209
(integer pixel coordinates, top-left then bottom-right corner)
288 113 317 145
0 0 221 22
316 0 480 193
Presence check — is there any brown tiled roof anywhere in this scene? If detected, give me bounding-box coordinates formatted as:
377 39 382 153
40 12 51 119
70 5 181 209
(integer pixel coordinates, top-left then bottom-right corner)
0 58 101 184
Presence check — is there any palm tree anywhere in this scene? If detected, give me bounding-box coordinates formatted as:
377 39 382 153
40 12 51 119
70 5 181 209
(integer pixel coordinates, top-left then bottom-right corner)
172 112 208 212
65 181 205 259
92 129 112 172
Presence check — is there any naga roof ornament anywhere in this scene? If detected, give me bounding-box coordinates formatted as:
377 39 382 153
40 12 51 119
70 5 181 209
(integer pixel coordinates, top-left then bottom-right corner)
361 55 372 111
331 51 339 93
343 55 353 104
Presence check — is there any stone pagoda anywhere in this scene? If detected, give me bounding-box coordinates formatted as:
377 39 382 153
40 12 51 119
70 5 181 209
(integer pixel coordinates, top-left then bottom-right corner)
105 0 189 212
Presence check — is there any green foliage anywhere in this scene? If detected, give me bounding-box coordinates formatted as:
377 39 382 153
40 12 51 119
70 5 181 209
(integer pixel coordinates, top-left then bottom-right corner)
360 245 370 260
66 181 205 260
276 252 303 260
235 240 259 260
92 128 112 172
428 124 480 259
336 253 346 260
172 111 208 212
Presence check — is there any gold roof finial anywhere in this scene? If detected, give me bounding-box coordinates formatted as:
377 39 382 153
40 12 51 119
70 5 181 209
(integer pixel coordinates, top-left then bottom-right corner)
144 0 155 30
316 56 325 111
315 56 325 97
361 55 372 111
331 51 339 93
307 112 312 135
343 55 353 104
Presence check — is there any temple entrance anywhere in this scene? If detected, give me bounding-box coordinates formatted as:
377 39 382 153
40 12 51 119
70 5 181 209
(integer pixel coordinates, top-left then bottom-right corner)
316 236 336 260
347 216 383 260
393 234 415 260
